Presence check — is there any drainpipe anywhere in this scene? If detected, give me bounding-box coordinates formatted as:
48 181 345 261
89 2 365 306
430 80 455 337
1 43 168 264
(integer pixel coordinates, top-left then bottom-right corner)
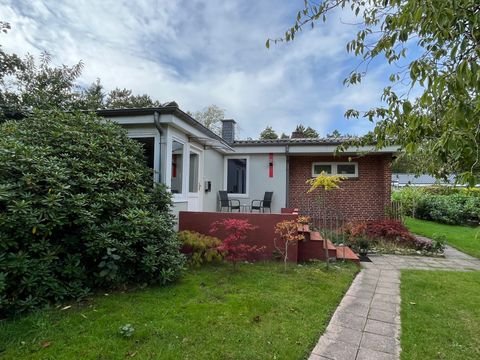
154 111 163 183
285 144 290 208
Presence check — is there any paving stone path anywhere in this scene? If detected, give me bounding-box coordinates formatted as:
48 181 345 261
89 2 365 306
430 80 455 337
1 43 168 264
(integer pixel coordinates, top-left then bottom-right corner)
309 245 480 360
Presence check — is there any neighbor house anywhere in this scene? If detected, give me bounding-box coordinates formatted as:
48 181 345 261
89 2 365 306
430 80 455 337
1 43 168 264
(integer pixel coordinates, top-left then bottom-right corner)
98 102 398 222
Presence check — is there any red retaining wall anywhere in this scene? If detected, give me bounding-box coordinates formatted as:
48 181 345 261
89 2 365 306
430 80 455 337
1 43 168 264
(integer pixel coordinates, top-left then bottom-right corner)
178 211 299 262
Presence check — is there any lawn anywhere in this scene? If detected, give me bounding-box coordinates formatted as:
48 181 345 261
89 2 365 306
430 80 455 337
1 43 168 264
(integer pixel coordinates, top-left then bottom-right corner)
0 262 357 360
405 217 480 258
401 270 480 360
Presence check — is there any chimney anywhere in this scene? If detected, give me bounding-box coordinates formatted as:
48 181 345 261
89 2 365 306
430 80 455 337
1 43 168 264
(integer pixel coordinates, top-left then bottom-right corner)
221 119 236 144
291 131 303 139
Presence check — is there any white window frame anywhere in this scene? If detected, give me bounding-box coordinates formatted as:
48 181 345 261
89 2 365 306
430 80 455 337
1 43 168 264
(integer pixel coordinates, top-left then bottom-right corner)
224 155 250 198
312 162 358 178
170 136 187 202
127 131 160 183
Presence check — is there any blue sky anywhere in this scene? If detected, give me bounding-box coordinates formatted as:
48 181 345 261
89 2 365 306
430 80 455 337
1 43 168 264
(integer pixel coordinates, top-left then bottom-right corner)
0 0 395 139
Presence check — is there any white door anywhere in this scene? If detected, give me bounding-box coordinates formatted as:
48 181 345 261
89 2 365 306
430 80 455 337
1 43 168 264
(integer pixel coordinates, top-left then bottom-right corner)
187 148 203 211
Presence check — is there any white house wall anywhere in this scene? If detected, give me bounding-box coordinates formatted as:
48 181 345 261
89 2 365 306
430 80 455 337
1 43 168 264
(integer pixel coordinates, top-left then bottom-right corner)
203 149 225 211
224 153 287 213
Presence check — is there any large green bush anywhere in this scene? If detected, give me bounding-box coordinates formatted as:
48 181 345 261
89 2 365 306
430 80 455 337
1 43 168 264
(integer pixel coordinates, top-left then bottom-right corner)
393 187 480 225
0 111 185 317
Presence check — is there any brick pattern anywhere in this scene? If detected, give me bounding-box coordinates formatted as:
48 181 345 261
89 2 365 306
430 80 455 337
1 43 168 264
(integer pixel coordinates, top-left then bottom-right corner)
288 155 392 222
221 119 236 144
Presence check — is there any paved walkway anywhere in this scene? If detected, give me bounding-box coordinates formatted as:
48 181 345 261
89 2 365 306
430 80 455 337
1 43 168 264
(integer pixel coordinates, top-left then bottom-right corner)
309 246 480 360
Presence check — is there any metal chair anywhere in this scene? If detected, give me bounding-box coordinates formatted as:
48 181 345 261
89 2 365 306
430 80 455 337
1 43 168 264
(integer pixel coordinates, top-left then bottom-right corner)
251 192 273 213
218 190 240 212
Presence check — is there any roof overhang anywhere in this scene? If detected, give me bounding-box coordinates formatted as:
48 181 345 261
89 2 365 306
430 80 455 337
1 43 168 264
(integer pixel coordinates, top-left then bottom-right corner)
96 106 234 153
231 143 400 155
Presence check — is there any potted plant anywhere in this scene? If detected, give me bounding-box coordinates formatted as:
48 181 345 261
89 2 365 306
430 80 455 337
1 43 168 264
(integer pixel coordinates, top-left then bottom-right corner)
356 237 370 257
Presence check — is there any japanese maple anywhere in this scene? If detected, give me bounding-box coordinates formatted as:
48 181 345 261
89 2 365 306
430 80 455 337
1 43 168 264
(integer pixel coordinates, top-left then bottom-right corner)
210 218 263 270
274 219 305 271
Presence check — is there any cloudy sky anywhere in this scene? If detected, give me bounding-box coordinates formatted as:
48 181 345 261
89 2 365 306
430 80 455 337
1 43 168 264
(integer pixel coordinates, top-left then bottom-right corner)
0 0 394 139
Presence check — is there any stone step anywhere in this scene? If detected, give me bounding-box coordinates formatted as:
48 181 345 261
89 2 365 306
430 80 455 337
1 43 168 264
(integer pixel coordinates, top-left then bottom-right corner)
335 245 360 265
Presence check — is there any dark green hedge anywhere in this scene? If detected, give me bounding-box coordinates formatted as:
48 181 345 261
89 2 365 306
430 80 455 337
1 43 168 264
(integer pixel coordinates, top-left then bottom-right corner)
393 187 480 225
0 111 184 317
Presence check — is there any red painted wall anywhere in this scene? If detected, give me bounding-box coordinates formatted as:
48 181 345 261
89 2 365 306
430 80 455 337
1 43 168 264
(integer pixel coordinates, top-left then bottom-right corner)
288 154 392 222
178 211 299 262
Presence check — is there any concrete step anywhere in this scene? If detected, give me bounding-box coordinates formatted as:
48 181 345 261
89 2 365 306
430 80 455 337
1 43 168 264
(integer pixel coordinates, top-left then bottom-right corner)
335 245 360 265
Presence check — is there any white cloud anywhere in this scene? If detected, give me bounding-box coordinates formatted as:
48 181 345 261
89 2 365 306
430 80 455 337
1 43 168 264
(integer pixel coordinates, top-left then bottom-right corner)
0 0 393 138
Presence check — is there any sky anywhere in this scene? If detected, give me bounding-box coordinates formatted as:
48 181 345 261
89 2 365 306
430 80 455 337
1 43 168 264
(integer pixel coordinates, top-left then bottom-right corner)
0 0 395 139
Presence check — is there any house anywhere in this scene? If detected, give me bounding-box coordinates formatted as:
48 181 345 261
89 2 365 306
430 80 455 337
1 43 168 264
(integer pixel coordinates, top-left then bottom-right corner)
98 102 398 222
392 173 458 188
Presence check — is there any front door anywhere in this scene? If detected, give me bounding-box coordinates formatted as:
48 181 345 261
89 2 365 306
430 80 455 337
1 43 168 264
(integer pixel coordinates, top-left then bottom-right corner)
187 148 203 211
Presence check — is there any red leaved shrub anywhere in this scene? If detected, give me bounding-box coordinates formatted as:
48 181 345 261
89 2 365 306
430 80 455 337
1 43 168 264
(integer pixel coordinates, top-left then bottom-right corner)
344 219 415 246
210 218 264 269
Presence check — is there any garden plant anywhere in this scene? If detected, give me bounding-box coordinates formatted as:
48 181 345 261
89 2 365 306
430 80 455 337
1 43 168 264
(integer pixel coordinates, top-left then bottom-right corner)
0 111 184 317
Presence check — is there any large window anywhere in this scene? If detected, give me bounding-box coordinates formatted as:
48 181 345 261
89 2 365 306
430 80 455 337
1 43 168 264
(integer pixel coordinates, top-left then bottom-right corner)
312 162 358 178
226 158 247 194
131 137 155 169
171 140 184 193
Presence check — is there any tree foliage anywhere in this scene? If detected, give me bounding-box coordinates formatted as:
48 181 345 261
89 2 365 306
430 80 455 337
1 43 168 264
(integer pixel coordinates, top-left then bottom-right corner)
270 0 480 185
0 111 184 316
104 87 161 109
209 219 263 270
259 125 279 139
274 219 304 271
193 104 225 136
294 124 319 138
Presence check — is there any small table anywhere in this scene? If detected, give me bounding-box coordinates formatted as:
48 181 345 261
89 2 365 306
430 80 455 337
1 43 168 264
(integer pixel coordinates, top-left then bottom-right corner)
240 204 251 212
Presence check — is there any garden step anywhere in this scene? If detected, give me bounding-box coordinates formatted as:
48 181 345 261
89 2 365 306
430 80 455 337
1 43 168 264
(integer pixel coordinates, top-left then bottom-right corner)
335 245 360 264
325 239 338 259
310 231 324 241
297 224 310 233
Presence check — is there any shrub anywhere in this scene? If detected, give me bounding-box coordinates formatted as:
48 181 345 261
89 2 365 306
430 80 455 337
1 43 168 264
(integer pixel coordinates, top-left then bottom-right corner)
0 111 185 317
274 220 304 271
393 187 480 225
210 219 263 270
178 231 223 267
344 220 415 247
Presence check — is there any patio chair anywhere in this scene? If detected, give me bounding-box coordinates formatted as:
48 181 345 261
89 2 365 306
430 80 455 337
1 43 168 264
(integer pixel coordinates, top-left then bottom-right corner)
251 191 273 213
218 190 241 212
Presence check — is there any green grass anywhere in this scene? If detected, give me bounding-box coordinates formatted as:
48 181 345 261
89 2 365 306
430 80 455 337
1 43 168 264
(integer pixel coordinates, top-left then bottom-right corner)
0 262 357 360
405 217 480 258
401 270 480 360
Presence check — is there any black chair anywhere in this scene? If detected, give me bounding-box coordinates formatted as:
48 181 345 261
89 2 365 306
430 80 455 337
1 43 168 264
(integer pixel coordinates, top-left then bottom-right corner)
251 192 273 213
218 190 240 212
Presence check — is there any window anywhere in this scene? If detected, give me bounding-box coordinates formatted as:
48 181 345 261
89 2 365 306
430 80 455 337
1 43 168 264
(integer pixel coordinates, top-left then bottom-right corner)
312 162 358 178
312 164 332 175
189 152 199 193
131 137 155 169
171 140 184 193
226 158 247 194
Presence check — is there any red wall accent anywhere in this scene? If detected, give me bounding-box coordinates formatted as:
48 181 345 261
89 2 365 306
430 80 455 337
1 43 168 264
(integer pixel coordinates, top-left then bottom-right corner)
288 154 392 222
178 211 299 262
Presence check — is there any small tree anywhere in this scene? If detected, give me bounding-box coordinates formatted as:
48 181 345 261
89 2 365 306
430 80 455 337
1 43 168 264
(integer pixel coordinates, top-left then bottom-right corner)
210 218 263 270
259 126 279 140
306 171 346 268
193 105 225 136
274 220 304 271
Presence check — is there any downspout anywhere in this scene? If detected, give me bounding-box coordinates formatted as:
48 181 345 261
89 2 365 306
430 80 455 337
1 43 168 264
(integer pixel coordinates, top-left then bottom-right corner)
285 144 290 208
154 111 163 183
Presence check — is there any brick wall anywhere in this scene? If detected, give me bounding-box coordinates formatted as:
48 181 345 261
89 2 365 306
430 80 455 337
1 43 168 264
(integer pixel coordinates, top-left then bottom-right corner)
288 154 392 222
178 211 299 261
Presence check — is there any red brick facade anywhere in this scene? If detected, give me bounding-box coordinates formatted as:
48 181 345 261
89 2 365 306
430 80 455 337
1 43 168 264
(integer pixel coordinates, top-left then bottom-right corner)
288 154 392 221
